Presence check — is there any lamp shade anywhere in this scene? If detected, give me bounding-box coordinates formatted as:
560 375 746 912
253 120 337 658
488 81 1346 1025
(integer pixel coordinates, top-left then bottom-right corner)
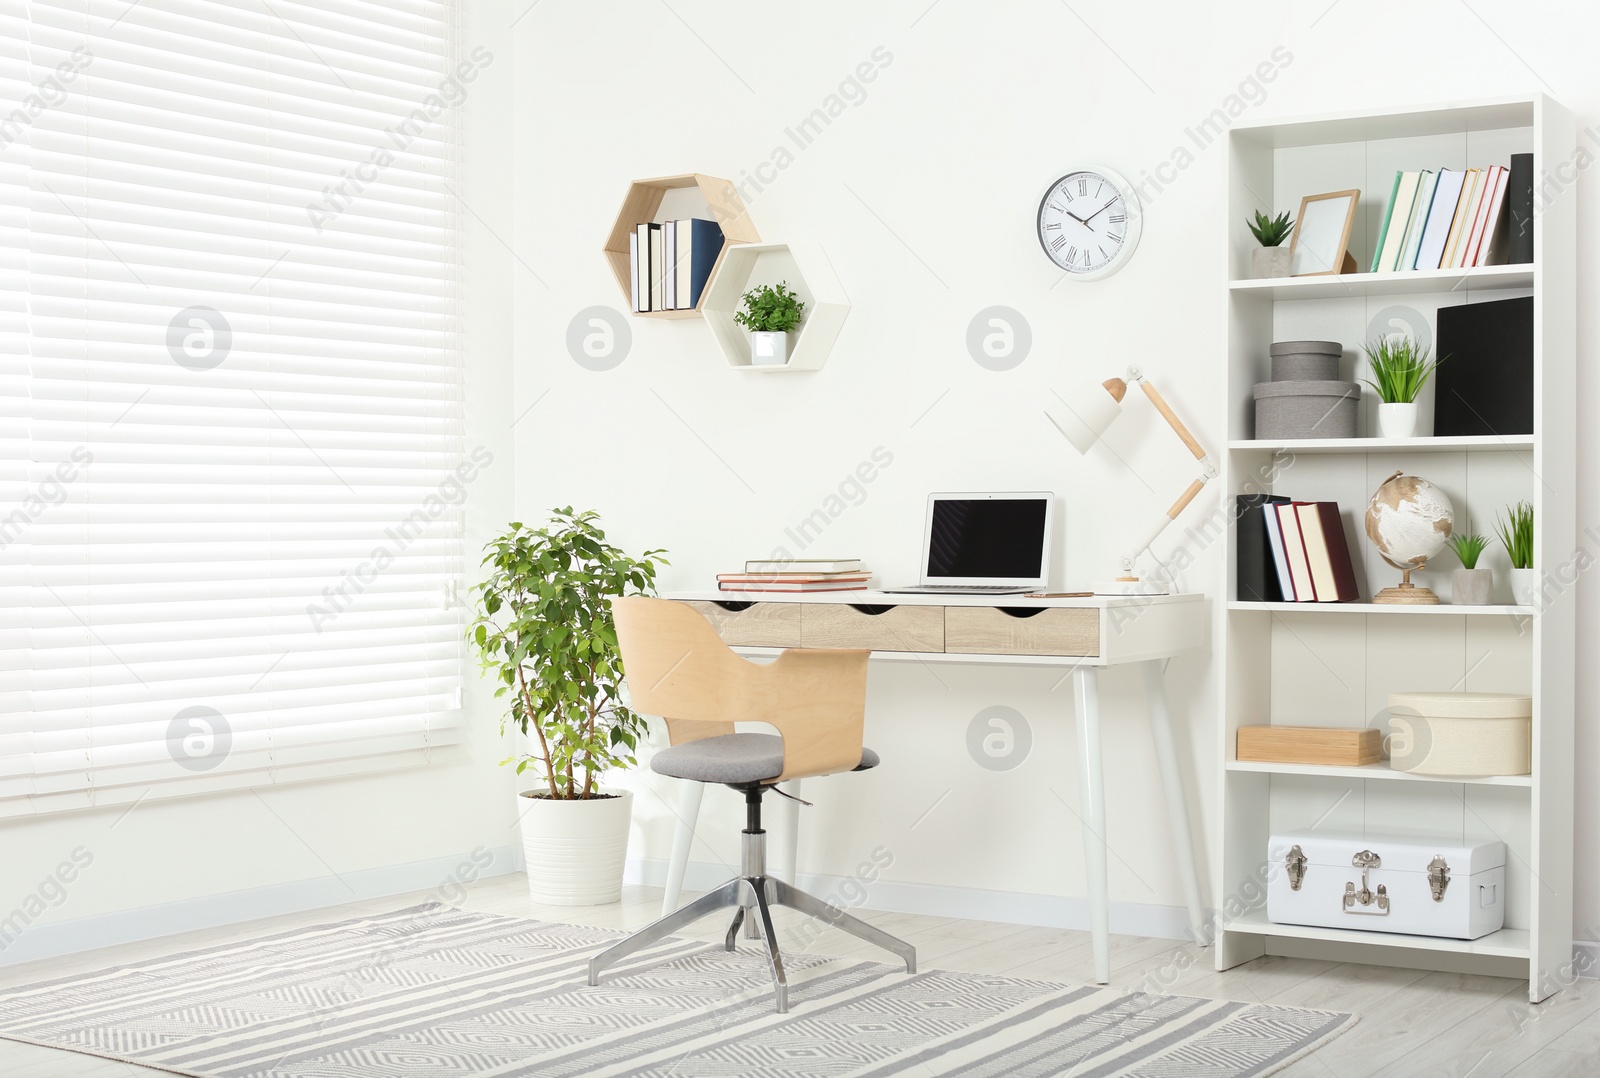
1046 380 1123 454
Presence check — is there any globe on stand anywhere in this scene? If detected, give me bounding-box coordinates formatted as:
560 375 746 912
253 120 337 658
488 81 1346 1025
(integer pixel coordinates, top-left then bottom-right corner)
1365 470 1454 605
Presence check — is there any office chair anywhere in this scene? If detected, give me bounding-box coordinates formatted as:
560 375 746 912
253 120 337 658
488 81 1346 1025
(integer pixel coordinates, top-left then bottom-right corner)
586 596 915 1013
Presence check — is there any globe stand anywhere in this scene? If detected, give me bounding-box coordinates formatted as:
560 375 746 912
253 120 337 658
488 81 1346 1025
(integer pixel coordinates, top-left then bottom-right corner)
1372 559 1440 605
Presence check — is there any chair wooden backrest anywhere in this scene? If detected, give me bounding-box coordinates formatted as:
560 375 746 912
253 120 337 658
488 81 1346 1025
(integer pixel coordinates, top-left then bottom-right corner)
612 596 870 783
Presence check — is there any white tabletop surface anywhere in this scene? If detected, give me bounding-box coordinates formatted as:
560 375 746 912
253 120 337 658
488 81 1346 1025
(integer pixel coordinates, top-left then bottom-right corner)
665 589 1204 609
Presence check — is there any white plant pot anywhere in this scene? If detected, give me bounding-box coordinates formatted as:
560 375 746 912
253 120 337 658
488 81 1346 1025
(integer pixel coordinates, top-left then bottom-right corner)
1452 567 1493 606
1508 566 1539 608
751 330 788 367
1252 246 1292 279
517 788 632 905
1377 402 1420 439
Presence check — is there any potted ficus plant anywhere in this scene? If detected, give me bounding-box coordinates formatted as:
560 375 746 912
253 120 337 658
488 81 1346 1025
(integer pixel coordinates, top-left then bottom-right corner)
1248 210 1295 278
1495 501 1536 606
1363 335 1444 438
469 508 667 905
733 281 805 367
1447 533 1492 605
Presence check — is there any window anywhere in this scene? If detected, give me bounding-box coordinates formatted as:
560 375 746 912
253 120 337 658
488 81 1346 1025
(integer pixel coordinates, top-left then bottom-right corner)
0 0 472 815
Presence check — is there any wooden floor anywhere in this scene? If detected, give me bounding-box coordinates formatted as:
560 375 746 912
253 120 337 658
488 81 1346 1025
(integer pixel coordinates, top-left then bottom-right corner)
1 873 1597 1077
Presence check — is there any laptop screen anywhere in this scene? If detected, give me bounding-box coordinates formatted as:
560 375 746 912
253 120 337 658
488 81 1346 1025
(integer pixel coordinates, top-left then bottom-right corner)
924 495 1051 583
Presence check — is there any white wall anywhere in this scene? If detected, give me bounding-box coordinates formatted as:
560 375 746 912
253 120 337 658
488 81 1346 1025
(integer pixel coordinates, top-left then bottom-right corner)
510 0 1600 938
0 3 521 964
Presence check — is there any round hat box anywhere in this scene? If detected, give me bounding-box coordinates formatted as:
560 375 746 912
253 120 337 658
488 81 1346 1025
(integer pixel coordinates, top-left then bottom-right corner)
1253 380 1360 439
1270 340 1342 382
1387 691 1532 776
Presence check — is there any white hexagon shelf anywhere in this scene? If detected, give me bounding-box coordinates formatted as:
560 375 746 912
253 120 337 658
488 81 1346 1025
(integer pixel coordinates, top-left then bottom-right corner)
702 242 849 372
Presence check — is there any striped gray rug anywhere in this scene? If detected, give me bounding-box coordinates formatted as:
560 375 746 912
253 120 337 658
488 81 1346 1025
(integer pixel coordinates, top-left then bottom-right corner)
0 903 1352 1076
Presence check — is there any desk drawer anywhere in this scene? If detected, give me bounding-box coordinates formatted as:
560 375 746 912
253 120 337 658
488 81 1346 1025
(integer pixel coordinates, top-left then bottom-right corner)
682 600 801 647
944 606 1100 657
800 604 945 652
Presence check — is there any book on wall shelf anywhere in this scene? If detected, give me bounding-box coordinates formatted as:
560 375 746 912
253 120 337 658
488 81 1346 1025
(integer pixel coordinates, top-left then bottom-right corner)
629 217 725 313
1366 155 1526 273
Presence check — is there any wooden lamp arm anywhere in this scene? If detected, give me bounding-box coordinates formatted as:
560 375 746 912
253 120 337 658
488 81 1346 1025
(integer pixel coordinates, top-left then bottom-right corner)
1139 378 1207 462
754 648 871 783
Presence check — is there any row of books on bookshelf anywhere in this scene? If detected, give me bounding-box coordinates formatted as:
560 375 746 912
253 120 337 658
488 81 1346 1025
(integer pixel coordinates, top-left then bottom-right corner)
1370 153 1531 273
1236 496 1359 603
628 218 725 313
716 558 869 593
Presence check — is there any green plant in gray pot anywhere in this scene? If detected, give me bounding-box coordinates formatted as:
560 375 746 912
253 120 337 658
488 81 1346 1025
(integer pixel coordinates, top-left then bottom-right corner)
733 281 805 367
1363 335 1444 439
1447 532 1492 605
1248 210 1294 278
1495 501 1536 606
469 508 667 905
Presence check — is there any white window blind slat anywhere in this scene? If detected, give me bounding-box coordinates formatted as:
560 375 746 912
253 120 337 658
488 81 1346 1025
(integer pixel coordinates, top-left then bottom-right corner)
3 0 465 816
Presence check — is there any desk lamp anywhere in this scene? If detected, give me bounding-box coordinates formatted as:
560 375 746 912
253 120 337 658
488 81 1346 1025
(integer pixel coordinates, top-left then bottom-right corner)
1045 366 1217 594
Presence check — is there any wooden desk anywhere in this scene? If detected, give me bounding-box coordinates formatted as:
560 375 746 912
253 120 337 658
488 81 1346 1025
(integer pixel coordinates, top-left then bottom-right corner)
666 590 1209 983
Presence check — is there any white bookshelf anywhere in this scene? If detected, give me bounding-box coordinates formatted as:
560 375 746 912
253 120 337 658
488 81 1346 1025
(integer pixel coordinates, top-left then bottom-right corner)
1215 95 1577 1003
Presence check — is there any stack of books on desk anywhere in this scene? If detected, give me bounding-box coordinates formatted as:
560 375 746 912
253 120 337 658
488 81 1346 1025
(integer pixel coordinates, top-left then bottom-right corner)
717 558 870 593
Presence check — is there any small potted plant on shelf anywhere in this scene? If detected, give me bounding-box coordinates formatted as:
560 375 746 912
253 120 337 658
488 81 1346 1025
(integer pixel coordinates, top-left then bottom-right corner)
1247 210 1295 278
1362 335 1444 438
733 281 805 367
1495 501 1536 607
469 508 667 906
1447 532 1492 605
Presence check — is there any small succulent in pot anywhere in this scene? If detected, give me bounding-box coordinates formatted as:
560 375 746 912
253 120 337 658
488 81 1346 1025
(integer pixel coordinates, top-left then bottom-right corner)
734 281 805 367
1248 210 1295 278
1447 533 1492 606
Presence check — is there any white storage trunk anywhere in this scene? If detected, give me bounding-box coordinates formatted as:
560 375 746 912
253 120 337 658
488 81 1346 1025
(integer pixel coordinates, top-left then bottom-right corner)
1267 831 1506 940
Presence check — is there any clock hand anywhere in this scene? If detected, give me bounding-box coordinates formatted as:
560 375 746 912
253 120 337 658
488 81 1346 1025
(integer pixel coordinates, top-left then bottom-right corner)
1083 198 1120 224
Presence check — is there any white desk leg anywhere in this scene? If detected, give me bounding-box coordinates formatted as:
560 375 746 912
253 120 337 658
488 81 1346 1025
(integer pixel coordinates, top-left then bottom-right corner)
1073 666 1111 984
773 779 802 883
661 780 704 916
1141 660 1208 946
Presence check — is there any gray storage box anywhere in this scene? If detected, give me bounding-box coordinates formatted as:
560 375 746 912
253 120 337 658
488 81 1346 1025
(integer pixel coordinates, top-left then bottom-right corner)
1270 340 1343 382
1254 380 1360 439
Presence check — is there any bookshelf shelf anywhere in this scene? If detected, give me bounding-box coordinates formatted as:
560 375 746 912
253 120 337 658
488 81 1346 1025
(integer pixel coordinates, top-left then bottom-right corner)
1225 758 1533 787
1216 94 1575 1004
602 173 760 319
1227 601 1534 617
1228 264 1532 300
1222 912 1532 960
1229 434 1533 455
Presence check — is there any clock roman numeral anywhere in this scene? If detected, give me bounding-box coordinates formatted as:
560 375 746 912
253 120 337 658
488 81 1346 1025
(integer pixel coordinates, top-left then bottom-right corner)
1049 235 1067 252
1066 245 1078 262
1048 202 1066 214
1044 222 1062 230
1110 213 1125 223
1099 245 1109 260
1078 177 1087 195
1096 182 1103 197
1082 249 1092 267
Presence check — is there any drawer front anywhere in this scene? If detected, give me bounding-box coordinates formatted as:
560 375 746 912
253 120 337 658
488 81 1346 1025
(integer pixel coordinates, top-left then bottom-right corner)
800 604 945 652
681 600 801 647
944 606 1100 657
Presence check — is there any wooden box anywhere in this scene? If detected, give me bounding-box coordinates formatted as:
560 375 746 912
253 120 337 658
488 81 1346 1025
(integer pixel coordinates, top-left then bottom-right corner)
1236 725 1382 766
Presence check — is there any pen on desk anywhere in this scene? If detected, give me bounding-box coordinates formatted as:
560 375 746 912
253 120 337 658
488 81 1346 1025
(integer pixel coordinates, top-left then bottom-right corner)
1022 591 1095 598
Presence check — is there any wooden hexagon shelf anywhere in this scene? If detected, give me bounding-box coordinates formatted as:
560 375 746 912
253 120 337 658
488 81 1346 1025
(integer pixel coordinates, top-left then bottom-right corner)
603 174 759 319
702 242 849 372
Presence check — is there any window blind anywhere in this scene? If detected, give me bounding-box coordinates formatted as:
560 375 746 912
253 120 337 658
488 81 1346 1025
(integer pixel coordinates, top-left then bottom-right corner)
0 0 467 816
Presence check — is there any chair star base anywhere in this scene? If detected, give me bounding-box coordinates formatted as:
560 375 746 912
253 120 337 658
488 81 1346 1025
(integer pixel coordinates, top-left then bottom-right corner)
585 786 915 1014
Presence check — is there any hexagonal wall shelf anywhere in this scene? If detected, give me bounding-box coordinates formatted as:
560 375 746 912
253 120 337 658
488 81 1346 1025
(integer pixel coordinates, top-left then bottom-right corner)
702 242 849 372
603 173 760 319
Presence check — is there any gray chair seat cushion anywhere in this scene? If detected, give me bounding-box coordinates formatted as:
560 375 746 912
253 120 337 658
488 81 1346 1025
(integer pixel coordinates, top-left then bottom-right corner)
651 732 879 784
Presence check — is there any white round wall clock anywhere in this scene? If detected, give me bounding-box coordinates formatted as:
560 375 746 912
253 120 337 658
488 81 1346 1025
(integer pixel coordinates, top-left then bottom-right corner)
1035 167 1143 280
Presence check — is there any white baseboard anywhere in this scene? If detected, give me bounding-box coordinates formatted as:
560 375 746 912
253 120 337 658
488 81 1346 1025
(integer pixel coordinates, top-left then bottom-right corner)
0 845 521 967
1574 938 1600 980
624 857 1202 941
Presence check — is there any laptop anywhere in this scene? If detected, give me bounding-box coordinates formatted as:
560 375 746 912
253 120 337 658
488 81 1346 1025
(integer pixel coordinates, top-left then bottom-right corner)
883 492 1055 595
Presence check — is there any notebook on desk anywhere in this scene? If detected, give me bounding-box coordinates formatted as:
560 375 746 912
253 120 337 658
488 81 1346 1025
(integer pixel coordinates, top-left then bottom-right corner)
881 492 1055 595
